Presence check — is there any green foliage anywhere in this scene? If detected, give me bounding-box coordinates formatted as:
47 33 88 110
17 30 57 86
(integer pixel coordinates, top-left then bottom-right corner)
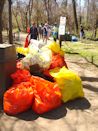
62 41 98 66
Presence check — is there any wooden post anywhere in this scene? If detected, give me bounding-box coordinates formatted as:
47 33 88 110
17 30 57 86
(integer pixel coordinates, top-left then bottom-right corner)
0 44 16 100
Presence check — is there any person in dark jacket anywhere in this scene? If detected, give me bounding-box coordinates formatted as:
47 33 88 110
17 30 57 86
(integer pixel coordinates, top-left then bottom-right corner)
30 22 38 40
80 25 85 40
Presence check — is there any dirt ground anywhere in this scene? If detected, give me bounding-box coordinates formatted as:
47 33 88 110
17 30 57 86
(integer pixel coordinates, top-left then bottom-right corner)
0 53 98 131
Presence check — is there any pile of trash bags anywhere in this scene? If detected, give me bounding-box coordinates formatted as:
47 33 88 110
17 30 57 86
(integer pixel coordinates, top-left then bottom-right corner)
16 41 68 76
4 69 62 115
3 40 84 115
4 67 84 115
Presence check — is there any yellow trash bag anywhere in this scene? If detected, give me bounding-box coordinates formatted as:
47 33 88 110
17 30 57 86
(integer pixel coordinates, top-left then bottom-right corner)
48 41 64 56
16 47 29 56
50 67 84 103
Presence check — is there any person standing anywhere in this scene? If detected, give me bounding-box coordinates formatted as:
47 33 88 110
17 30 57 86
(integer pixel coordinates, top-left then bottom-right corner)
30 22 38 40
38 23 44 39
47 26 51 40
43 23 48 43
52 23 58 42
80 25 85 40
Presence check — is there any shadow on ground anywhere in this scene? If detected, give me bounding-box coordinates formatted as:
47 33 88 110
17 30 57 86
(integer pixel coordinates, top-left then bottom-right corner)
65 97 91 110
14 98 90 120
41 97 90 119
83 83 98 93
81 76 98 82
1 98 90 121
13 105 67 121
40 105 67 120
14 109 39 121
0 101 4 118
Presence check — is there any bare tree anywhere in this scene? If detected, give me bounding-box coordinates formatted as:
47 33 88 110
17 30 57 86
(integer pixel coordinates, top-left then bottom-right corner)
43 0 50 23
12 9 21 31
28 0 33 26
2 1 9 36
92 0 97 38
0 0 5 43
2 0 98 39
23 0 33 31
72 0 78 34
42 0 59 24
12 0 22 31
86 0 89 25
8 0 13 44
79 0 82 25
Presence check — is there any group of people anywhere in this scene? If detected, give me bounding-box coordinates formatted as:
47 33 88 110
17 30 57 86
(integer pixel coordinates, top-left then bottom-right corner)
25 21 85 48
28 22 59 42
24 22 59 47
28 22 51 43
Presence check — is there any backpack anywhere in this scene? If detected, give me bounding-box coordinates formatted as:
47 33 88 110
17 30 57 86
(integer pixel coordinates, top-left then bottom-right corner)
43 27 47 35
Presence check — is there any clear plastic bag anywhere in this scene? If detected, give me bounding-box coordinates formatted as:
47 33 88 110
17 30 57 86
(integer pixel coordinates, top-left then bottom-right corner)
22 48 52 70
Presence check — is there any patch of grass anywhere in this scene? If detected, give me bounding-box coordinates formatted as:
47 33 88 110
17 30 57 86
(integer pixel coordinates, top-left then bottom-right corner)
62 41 98 66
85 30 93 38
85 30 98 39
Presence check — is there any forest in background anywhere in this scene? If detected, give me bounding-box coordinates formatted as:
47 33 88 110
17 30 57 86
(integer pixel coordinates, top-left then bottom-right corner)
0 0 98 44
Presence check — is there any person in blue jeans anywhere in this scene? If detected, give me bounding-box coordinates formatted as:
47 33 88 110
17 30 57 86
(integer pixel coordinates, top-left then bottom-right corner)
43 23 48 43
52 23 58 42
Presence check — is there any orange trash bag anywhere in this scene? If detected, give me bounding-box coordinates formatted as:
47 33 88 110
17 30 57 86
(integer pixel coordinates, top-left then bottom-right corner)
43 54 68 79
50 53 68 69
24 34 30 48
30 76 62 114
4 82 34 115
30 75 53 86
43 69 53 80
11 69 31 85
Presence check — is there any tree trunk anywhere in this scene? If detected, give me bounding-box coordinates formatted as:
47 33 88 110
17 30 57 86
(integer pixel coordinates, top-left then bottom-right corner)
12 11 21 31
0 13 3 44
47 0 51 24
0 0 5 44
8 0 13 44
25 11 28 32
72 0 78 34
28 0 33 26
92 0 97 39
86 0 89 27
79 0 82 25
43 0 50 24
36 0 39 25
93 24 97 38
